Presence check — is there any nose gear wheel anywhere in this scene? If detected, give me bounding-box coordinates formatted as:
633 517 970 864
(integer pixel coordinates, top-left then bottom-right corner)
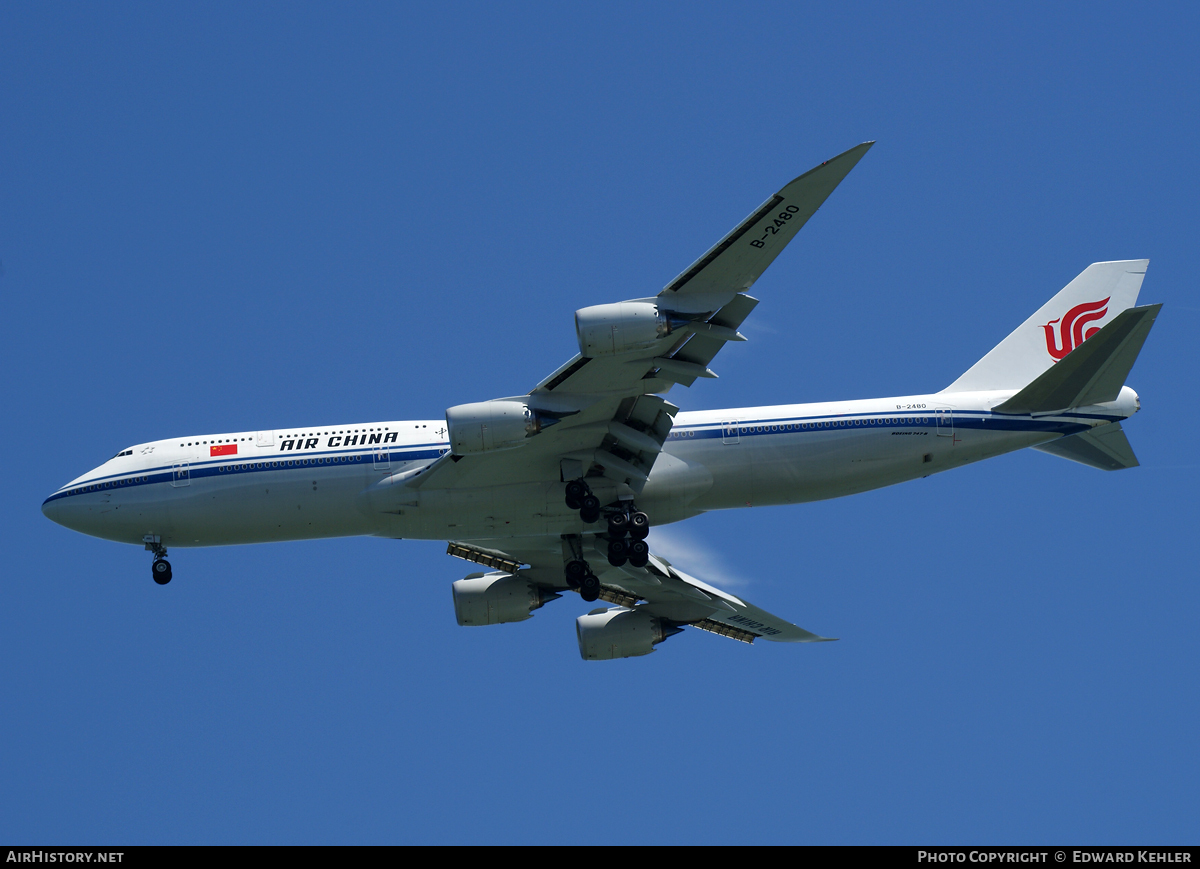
144 535 172 584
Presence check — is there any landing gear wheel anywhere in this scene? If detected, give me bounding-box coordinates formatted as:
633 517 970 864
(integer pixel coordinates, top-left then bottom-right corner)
152 559 173 585
628 539 649 568
565 480 588 510
579 572 601 602
607 538 629 567
607 512 629 537
628 511 650 539
579 494 601 524
564 560 588 588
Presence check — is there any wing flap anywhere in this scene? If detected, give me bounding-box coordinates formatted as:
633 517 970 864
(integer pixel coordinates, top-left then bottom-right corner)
592 548 832 643
459 536 831 645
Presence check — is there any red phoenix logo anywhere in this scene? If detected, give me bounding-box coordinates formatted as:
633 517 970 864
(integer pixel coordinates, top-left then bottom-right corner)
1042 297 1109 360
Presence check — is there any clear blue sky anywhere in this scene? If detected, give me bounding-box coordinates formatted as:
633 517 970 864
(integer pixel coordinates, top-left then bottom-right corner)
2 2 1197 844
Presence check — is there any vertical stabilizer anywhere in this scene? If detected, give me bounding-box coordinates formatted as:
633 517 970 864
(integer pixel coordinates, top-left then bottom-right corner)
993 304 1161 414
944 260 1147 393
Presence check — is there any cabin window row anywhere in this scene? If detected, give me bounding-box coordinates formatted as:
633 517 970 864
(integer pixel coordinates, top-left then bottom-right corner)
179 428 393 448
727 417 932 433
218 456 365 472
283 427 391 438
180 438 254 446
72 476 149 494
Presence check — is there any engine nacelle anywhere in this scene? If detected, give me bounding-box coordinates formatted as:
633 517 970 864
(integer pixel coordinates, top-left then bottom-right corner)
446 399 554 455
575 302 683 357
575 606 681 660
452 573 558 626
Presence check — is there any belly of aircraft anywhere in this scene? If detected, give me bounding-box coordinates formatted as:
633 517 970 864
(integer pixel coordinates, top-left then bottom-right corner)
49 464 380 547
673 424 1057 510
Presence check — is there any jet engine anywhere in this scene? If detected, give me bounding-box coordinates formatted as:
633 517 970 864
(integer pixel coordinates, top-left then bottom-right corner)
452 573 560 626
446 399 561 455
574 302 687 357
575 606 683 660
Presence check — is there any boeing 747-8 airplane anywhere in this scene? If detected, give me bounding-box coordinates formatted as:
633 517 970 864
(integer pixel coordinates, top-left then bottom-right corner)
42 143 1161 659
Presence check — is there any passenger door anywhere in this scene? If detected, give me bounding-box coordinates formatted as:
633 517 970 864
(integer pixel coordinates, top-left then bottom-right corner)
373 446 391 470
935 407 954 439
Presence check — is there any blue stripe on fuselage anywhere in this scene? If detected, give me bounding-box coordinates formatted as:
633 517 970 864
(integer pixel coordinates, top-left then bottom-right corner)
663 409 1117 441
43 409 1122 506
43 444 448 505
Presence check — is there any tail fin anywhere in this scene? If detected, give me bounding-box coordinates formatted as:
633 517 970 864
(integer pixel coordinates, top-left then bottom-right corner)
944 260 1148 393
993 304 1161 414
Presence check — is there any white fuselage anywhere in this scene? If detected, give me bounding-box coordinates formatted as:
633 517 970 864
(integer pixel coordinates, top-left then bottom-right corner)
42 388 1139 548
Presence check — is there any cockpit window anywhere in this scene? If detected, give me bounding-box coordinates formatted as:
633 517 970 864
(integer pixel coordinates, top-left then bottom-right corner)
111 449 133 459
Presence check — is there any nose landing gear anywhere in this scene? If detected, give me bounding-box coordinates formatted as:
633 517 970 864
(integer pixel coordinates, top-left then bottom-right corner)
152 558 173 584
144 534 172 585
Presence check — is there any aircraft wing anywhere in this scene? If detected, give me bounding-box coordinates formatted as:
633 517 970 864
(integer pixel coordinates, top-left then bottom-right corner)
531 140 875 396
408 143 873 493
660 141 875 308
449 537 832 645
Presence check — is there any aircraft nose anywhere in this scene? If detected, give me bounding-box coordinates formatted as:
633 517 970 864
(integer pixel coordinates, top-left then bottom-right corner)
42 494 66 527
42 490 93 534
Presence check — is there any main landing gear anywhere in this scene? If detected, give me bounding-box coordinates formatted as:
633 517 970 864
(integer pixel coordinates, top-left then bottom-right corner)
565 559 601 603
563 480 652 573
144 534 172 585
564 479 601 524
605 505 649 568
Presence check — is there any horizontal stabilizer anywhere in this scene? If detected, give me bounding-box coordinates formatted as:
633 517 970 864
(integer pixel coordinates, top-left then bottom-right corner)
994 304 1161 414
1032 422 1139 471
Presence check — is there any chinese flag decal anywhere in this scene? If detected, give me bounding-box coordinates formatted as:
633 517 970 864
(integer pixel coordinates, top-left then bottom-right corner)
210 444 238 457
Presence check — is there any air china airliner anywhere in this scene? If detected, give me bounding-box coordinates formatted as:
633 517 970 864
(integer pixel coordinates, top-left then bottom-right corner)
42 143 1161 660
